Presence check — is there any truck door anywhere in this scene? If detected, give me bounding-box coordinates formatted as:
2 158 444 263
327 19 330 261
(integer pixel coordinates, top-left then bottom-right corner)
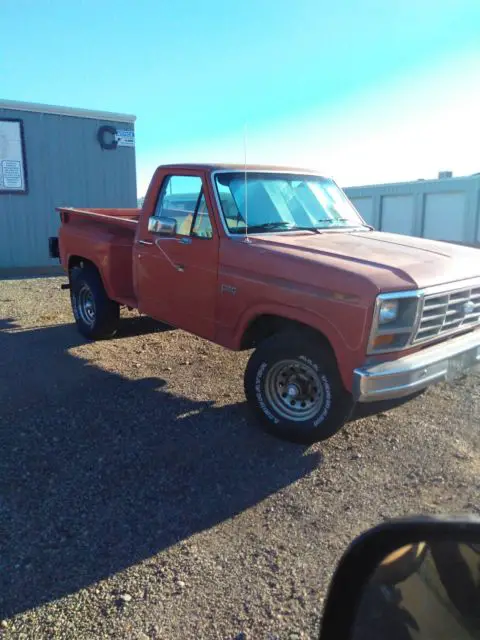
135 172 219 340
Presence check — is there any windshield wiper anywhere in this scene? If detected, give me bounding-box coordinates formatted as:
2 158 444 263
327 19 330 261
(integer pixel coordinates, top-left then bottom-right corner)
243 222 322 234
246 222 292 231
316 218 372 230
288 226 322 234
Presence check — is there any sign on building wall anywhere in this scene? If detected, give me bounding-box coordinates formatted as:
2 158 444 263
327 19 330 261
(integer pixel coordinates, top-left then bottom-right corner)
0 119 27 193
116 129 135 147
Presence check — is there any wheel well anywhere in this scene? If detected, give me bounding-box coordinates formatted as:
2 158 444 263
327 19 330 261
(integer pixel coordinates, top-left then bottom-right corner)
68 256 98 274
240 314 331 351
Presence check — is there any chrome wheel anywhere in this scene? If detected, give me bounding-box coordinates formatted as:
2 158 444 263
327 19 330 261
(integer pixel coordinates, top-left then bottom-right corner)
76 285 96 326
264 359 324 421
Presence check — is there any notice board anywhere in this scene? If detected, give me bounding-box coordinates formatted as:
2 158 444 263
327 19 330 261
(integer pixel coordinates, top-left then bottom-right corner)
0 119 27 193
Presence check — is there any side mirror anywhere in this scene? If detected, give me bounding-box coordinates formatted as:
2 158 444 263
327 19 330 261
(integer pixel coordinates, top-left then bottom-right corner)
148 216 176 236
319 516 480 640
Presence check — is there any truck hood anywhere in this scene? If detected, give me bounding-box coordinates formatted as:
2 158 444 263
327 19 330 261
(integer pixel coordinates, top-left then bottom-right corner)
250 230 480 291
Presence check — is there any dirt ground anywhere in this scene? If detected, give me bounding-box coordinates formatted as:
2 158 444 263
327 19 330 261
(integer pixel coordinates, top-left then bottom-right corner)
0 277 479 639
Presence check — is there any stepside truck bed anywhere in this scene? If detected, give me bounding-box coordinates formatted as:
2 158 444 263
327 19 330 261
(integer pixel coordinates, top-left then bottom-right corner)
57 207 140 305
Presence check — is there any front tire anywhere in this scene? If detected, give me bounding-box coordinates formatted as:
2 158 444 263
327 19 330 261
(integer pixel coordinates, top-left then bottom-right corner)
244 331 354 444
70 264 119 339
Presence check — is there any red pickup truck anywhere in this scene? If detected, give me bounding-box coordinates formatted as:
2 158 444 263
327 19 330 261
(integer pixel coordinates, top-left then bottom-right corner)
50 163 480 443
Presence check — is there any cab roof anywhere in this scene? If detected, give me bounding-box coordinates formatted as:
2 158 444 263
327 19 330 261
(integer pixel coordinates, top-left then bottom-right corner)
158 163 328 176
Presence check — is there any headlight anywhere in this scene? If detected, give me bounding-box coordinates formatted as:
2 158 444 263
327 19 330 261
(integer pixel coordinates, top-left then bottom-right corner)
368 292 421 354
378 299 399 324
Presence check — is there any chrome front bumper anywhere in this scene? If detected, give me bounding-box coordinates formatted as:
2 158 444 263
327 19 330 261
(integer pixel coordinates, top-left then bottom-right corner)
354 330 480 403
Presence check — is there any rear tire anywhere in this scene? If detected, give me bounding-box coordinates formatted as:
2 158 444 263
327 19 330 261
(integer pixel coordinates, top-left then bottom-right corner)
70 264 119 339
244 331 354 444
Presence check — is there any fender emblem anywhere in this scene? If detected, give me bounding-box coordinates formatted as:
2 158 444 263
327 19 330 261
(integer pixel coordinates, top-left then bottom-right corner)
221 284 237 296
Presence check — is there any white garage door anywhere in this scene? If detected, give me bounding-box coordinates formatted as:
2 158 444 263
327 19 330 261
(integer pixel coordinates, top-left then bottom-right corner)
423 192 466 243
380 195 415 235
350 197 374 226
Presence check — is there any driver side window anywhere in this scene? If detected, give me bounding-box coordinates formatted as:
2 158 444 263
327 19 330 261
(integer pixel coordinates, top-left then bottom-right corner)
155 175 213 238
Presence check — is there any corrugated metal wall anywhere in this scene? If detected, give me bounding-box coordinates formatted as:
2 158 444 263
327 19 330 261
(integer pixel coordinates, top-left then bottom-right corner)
344 175 480 247
0 108 136 270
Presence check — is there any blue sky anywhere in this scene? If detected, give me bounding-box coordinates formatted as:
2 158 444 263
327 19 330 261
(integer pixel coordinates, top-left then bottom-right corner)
1 1 480 195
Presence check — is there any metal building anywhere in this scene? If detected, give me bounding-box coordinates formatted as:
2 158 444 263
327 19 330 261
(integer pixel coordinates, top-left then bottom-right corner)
0 100 136 274
344 172 480 247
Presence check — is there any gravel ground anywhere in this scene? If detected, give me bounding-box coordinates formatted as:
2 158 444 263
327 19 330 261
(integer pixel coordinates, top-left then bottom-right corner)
0 276 479 640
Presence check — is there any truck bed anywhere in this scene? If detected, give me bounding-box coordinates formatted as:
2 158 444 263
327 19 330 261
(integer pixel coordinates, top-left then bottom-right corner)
57 207 140 306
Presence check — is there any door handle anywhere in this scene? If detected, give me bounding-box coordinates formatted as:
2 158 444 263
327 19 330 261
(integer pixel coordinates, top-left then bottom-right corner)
175 264 185 272
138 239 153 246
178 237 191 245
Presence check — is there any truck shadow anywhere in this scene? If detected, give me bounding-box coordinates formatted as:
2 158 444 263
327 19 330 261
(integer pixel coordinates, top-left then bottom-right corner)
0 318 321 618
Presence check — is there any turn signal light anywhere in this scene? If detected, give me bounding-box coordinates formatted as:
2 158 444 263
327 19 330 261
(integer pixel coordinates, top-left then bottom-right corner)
372 335 395 349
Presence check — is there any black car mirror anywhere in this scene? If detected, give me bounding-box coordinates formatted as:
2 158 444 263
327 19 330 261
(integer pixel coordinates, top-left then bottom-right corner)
319 516 480 640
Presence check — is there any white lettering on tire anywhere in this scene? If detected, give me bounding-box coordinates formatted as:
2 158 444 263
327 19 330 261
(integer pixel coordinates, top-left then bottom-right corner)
255 361 279 424
297 356 332 426
313 375 332 427
299 355 319 371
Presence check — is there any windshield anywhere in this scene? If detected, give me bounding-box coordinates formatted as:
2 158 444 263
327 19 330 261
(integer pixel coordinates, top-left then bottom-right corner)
214 172 368 234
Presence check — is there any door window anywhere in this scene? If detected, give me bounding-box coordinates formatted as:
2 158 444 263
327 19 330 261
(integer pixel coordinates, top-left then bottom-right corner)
155 175 213 238
191 194 213 238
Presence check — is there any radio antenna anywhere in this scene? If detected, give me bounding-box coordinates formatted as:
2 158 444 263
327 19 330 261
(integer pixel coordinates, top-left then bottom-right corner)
243 123 250 243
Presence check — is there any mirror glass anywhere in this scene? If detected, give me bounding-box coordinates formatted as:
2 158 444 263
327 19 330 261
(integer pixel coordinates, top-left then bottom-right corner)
148 216 176 236
352 539 480 639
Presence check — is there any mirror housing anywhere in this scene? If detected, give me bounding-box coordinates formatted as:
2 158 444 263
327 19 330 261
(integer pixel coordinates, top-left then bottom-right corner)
148 216 176 236
319 515 480 640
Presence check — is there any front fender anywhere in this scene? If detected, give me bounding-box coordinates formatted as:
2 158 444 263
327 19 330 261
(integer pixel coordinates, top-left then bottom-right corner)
233 302 369 393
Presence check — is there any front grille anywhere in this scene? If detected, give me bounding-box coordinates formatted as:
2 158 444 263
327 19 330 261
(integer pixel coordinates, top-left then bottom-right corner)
413 283 480 343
